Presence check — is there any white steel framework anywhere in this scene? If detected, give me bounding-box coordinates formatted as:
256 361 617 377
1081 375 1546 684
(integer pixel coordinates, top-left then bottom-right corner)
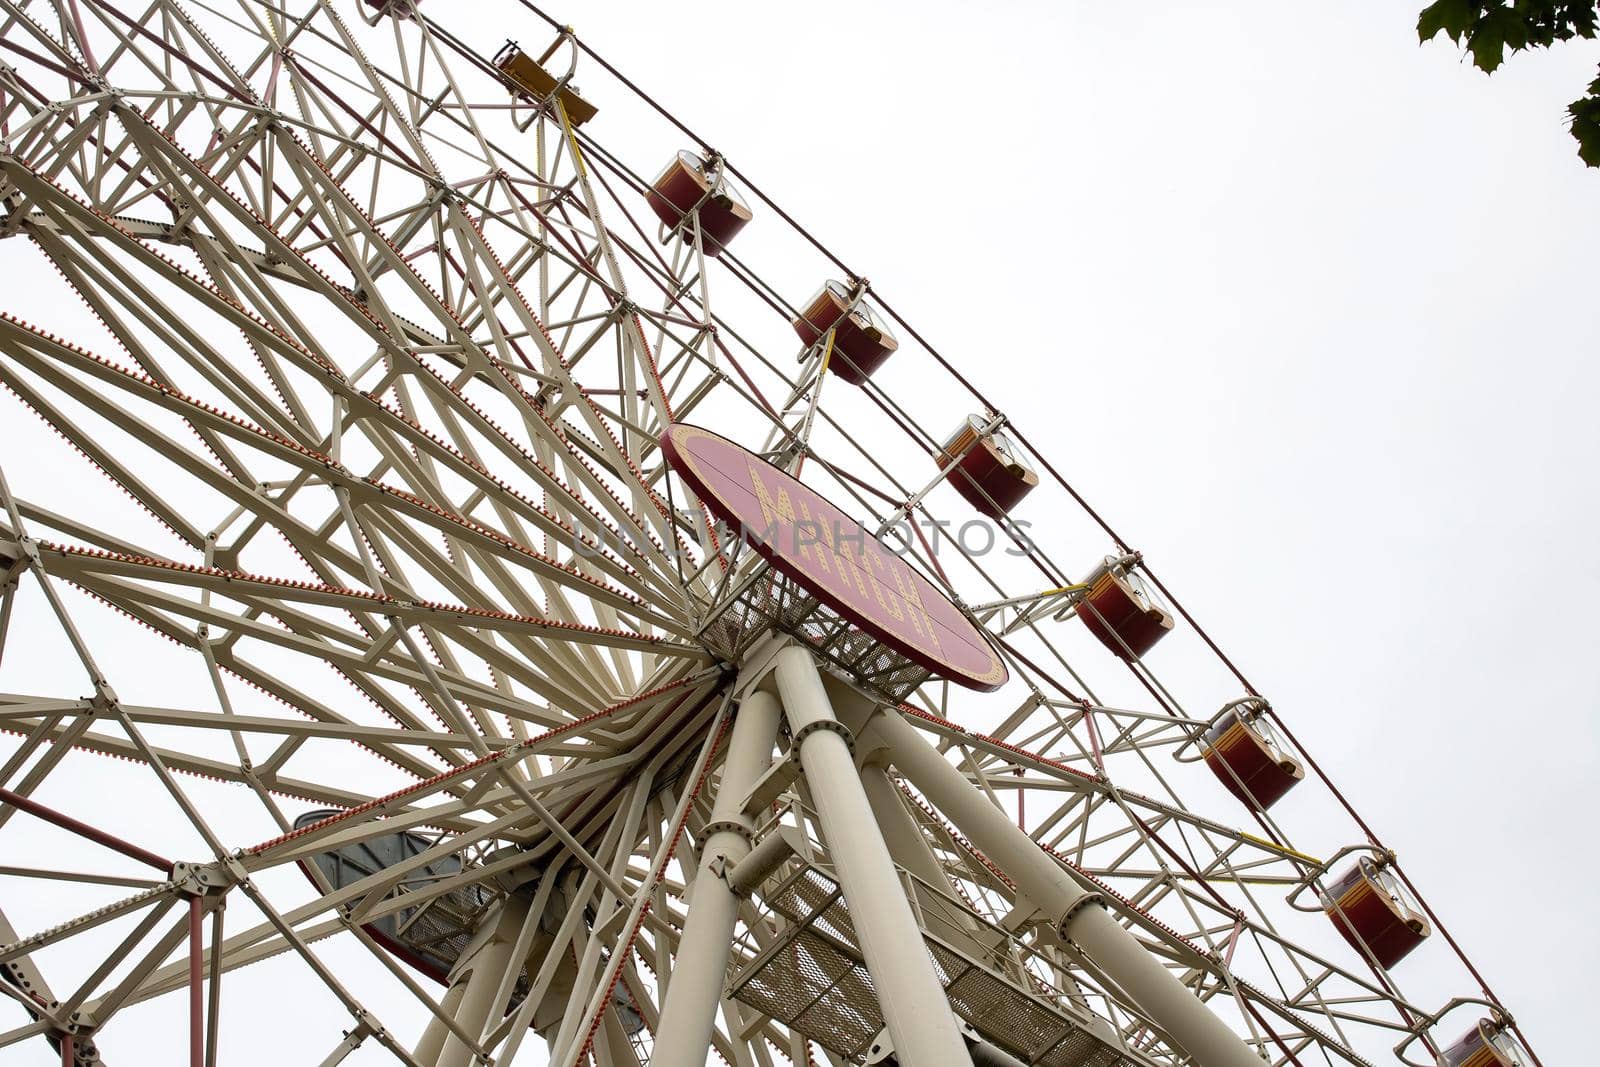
0 3 1538 1066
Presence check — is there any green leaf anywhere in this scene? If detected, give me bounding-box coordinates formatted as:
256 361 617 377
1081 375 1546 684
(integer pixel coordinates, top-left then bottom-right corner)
1559 2 1598 40
1576 17 1599 39
1468 14 1509 70
1463 6 1537 71
1418 3 1600 166
1418 0 1482 42
1570 74 1600 167
1497 8 1531 50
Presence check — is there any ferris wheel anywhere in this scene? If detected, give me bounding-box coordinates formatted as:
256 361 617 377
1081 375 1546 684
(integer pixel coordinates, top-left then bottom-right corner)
0 3 1542 1067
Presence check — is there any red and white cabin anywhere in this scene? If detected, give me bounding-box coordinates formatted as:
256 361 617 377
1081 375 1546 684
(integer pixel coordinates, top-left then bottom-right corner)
791 280 898 384
1440 1018 1531 1067
361 0 419 17
1076 558 1174 660
938 415 1039 518
1199 698 1304 810
646 150 752 256
1320 856 1431 970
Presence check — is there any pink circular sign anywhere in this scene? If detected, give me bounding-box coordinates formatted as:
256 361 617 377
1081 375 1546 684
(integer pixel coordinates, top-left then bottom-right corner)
661 424 1008 691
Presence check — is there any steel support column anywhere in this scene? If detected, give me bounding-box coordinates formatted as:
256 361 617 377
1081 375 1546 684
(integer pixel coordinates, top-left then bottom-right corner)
595 1005 643 1067
771 647 973 1067
188 896 203 1067
858 760 991 959
415 891 534 1067
869 707 1263 1067
650 689 781 1065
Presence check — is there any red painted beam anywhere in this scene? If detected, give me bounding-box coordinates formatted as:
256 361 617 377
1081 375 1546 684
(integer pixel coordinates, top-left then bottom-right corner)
0 786 172 872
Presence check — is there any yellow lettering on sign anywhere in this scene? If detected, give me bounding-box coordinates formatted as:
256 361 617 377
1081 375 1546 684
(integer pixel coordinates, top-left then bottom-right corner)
794 497 834 579
890 557 945 658
748 459 831 574
854 542 900 621
748 460 800 531
743 453 947 664
813 509 872 599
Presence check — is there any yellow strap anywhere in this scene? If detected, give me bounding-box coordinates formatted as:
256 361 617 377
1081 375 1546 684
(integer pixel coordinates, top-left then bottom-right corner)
1241 831 1321 866
818 327 836 376
555 98 587 180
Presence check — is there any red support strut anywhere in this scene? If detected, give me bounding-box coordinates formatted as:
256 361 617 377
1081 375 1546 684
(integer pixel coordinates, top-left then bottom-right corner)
189 896 203 1067
0 787 172 872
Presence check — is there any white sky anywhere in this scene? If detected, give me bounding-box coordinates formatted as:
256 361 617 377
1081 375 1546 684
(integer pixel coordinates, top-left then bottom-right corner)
1 2 1595 1063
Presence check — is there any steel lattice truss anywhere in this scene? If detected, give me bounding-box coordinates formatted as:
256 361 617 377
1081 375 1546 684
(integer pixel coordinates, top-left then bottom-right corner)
0 3 1536 1066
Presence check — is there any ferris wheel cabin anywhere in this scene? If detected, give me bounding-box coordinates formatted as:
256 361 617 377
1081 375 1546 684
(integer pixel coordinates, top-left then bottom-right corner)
646 151 753 255
1199 699 1304 809
492 42 598 127
791 280 899 384
937 415 1040 518
290 812 646 1037
1077 558 1175 660
292 810 493 983
1321 856 1432 969
1440 1018 1531 1067
361 0 419 17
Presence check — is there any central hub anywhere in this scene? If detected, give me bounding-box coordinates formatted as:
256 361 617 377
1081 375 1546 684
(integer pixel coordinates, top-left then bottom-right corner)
661 423 1007 694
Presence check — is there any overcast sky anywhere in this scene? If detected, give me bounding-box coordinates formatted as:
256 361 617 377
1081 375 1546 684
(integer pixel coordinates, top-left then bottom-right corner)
3 2 1596 1064
472 1 1597 1061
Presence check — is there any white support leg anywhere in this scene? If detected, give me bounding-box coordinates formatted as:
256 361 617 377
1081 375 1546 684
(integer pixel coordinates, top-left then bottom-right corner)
650 690 782 1065
771 647 973 1067
869 707 1264 1067
858 760 992 959
595 1004 643 1067
412 984 466 1066
415 891 534 1067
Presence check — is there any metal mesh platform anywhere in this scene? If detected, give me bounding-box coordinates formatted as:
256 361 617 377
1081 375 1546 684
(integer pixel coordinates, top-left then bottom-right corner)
296 817 645 1033
699 560 933 700
728 864 1155 1066
295 812 501 982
